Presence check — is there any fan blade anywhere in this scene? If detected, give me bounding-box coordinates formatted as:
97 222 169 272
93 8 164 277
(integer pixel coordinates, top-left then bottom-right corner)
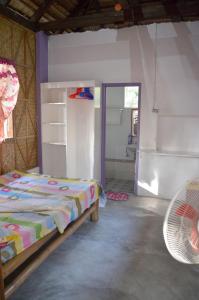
176 203 198 220
191 226 199 251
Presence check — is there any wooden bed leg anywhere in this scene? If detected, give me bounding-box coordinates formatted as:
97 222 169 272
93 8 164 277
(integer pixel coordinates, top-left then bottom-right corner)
90 199 99 222
0 259 5 300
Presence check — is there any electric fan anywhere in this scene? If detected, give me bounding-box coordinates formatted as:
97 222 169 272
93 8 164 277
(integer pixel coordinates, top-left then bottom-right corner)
163 180 199 264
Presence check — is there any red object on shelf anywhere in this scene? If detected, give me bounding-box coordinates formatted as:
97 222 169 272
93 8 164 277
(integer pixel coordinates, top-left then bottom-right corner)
68 88 83 99
69 87 94 100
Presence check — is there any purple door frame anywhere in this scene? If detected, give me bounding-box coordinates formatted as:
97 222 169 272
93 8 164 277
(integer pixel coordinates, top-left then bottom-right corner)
36 32 48 173
101 82 142 194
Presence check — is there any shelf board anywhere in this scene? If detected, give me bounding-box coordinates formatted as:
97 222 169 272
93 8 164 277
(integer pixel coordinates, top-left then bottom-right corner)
43 122 66 126
41 80 101 89
42 102 66 105
43 142 66 146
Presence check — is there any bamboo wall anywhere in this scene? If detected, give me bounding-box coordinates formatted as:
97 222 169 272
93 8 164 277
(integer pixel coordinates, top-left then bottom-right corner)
0 15 38 174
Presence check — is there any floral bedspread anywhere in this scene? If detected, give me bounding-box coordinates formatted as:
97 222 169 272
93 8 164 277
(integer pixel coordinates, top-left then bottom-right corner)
0 170 99 263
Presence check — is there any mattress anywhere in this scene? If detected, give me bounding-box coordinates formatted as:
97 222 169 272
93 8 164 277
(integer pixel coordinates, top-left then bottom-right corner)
0 171 99 264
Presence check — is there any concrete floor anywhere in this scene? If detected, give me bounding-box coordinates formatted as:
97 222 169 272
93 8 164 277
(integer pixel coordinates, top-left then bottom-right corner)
106 178 134 193
11 195 199 300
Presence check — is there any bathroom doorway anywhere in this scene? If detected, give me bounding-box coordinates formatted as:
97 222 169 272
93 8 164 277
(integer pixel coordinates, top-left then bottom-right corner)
101 83 141 194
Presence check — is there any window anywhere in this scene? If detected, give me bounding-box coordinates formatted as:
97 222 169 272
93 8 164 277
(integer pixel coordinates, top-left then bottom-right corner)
124 86 139 138
131 109 138 137
4 113 14 139
124 86 139 109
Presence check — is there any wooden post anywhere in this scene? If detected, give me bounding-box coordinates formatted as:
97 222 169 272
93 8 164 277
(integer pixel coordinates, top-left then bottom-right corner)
90 199 99 222
0 258 5 300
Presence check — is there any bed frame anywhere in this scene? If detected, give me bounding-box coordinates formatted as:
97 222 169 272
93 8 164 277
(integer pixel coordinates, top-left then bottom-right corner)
0 199 99 300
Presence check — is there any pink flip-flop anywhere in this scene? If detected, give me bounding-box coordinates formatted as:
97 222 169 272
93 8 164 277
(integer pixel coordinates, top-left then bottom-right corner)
106 191 129 201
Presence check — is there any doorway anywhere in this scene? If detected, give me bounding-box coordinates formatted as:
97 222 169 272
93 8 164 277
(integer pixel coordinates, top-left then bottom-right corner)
101 83 141 194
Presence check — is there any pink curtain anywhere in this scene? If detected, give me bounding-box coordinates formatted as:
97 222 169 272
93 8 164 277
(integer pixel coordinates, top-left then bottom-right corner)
0 58 20 143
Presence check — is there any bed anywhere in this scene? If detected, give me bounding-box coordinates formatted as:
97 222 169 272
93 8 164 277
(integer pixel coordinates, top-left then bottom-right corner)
0 171 100 300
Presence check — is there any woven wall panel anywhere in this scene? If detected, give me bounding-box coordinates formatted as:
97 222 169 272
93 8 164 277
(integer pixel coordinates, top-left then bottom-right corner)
13 27 26 65
13 101 27 137
14 139 27 170
26 68 36 100
15 66 26 99
0 21 12 59
27 103 37 136
0 16 37 174
1 141 15 173
27 137 38 168
25 34 35 67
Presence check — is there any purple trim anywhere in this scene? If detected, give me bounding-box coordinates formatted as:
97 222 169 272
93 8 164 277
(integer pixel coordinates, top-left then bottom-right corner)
101 82 142 194
101 85 106 187
36 32 48 173
134 84 141 195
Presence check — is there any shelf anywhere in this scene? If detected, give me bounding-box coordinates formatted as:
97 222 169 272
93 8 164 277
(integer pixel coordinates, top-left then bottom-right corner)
42 102 66 105
42 80 101 89
43 142 66 146
43 122 66 126
41 81 101 180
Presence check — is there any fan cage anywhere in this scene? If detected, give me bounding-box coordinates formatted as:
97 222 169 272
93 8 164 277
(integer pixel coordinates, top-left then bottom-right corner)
163 179 199 264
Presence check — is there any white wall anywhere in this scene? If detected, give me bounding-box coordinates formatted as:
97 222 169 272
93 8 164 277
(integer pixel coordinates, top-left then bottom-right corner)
48 21 199 199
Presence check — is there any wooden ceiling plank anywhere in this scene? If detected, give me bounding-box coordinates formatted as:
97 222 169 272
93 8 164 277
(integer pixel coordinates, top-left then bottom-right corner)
29 0 61 22
0 4 36 31
47 3 69 18
126 0 144 24
56 0 70 13
58 0 102 33
18 0 39 13
30 0 55 22
39 10 124 31
178 0 199 17
70 0 91 17
94 0 101 13
4 0 11 6
1 0 199 33
86 0 101 13
133 5 144 24
70 0 101 33
163 0 182 21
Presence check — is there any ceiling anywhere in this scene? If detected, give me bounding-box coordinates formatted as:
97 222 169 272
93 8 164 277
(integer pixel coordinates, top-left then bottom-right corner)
0 0 199 35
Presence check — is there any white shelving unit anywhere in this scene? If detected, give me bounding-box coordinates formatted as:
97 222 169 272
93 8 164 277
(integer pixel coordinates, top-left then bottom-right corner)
41 81 101 179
